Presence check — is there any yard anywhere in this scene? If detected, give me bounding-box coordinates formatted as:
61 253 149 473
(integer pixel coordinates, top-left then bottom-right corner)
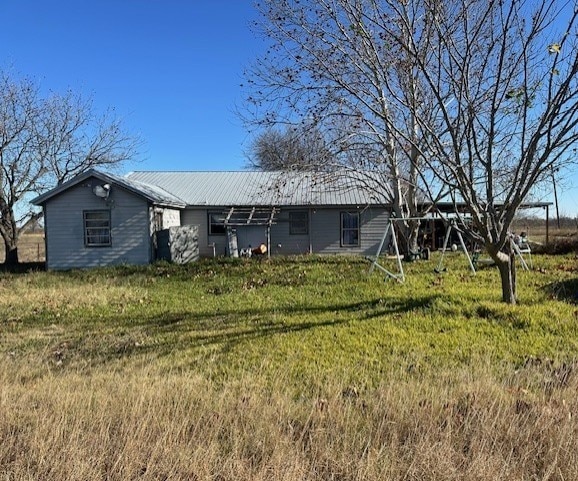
2 254 578 480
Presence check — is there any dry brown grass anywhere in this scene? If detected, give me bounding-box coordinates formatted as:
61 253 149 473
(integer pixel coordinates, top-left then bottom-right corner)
0 233 45 263
2 361 578 480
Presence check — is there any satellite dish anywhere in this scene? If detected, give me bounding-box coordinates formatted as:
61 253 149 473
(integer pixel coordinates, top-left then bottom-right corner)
93 183 111 199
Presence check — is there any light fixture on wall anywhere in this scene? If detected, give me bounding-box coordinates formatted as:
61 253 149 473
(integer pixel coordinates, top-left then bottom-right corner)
93 183 111 199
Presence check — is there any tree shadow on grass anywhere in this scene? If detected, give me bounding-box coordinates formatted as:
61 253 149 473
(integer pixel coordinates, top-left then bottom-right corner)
69 295 440 368
543 278 578 304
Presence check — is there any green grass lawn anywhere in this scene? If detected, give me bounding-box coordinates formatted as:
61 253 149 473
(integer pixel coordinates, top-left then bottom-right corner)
3 253 578 388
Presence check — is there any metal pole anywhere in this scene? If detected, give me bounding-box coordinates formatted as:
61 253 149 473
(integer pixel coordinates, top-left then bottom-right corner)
390 223 405 282
369 221 391 274
456 230 476 274
546 205 550 245
435 223 453 273
551 166 561 229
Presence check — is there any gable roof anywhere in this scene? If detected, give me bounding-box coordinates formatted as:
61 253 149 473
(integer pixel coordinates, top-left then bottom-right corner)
31 169 187 208
126 170 389 206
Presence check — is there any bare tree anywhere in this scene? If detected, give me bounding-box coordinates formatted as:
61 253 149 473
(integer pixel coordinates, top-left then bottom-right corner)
376 0 578 303
247 124 332 170
242 0 446 253
0 71 139 265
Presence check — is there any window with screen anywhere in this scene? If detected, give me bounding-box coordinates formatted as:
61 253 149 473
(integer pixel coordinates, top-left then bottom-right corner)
84 210 111 247
289 211 309 235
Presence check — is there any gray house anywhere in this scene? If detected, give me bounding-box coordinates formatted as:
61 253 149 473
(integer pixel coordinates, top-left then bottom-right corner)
32 169 391 270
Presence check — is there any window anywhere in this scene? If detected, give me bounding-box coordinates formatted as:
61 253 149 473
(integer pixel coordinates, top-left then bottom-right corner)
289 211 309 235
341 212 359 247
208 211 226 235
84 210 111 247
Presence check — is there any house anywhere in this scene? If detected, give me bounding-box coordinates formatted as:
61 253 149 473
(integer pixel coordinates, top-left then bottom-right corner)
31 170 187 270
31 169 391 269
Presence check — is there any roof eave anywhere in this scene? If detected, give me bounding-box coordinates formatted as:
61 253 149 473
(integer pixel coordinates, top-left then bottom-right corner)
31 169 187 208
31 169 100 206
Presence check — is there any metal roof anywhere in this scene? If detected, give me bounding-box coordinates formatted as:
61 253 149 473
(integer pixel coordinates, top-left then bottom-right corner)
33 169 553 212
31 169 186 208
125 170 389 207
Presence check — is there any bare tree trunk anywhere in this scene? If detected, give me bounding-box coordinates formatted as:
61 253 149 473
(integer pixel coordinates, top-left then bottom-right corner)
492 243 517 304
3 238 19 266
0 205 20 266
407 218 420 253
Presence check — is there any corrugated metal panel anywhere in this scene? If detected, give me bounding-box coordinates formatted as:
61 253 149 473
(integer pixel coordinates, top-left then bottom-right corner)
126 171 389 207
116 175 186 207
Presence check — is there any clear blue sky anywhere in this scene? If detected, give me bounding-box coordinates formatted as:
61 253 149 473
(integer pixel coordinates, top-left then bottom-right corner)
0 1 576 216
0 0 261 172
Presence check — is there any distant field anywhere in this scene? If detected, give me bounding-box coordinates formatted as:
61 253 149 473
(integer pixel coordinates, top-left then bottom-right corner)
0 233 45 263
511 216 578 245
2 255 578 480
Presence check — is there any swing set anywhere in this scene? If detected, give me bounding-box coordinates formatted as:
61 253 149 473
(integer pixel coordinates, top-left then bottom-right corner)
368 216 436 282
368 217 407 282
368 217 532 282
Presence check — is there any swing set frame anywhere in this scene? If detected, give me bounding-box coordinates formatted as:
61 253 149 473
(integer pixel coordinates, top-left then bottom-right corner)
368 216 532 283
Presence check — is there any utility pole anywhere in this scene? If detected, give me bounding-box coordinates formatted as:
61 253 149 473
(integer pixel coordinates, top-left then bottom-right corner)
551 165 560 229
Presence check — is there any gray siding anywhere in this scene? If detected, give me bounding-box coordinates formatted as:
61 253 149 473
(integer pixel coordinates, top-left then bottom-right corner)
359 208 391 254
310 207 389 255
181 209 223 257
270 208 312 255
182 206 389 257
44 178 152 269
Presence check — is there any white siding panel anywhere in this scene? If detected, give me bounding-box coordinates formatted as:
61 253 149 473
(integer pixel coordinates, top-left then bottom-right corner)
161 208 181 228
44 179 151 269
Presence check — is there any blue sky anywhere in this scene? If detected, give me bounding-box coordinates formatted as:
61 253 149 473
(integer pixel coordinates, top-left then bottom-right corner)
0 1 261 172
1 1 576 216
